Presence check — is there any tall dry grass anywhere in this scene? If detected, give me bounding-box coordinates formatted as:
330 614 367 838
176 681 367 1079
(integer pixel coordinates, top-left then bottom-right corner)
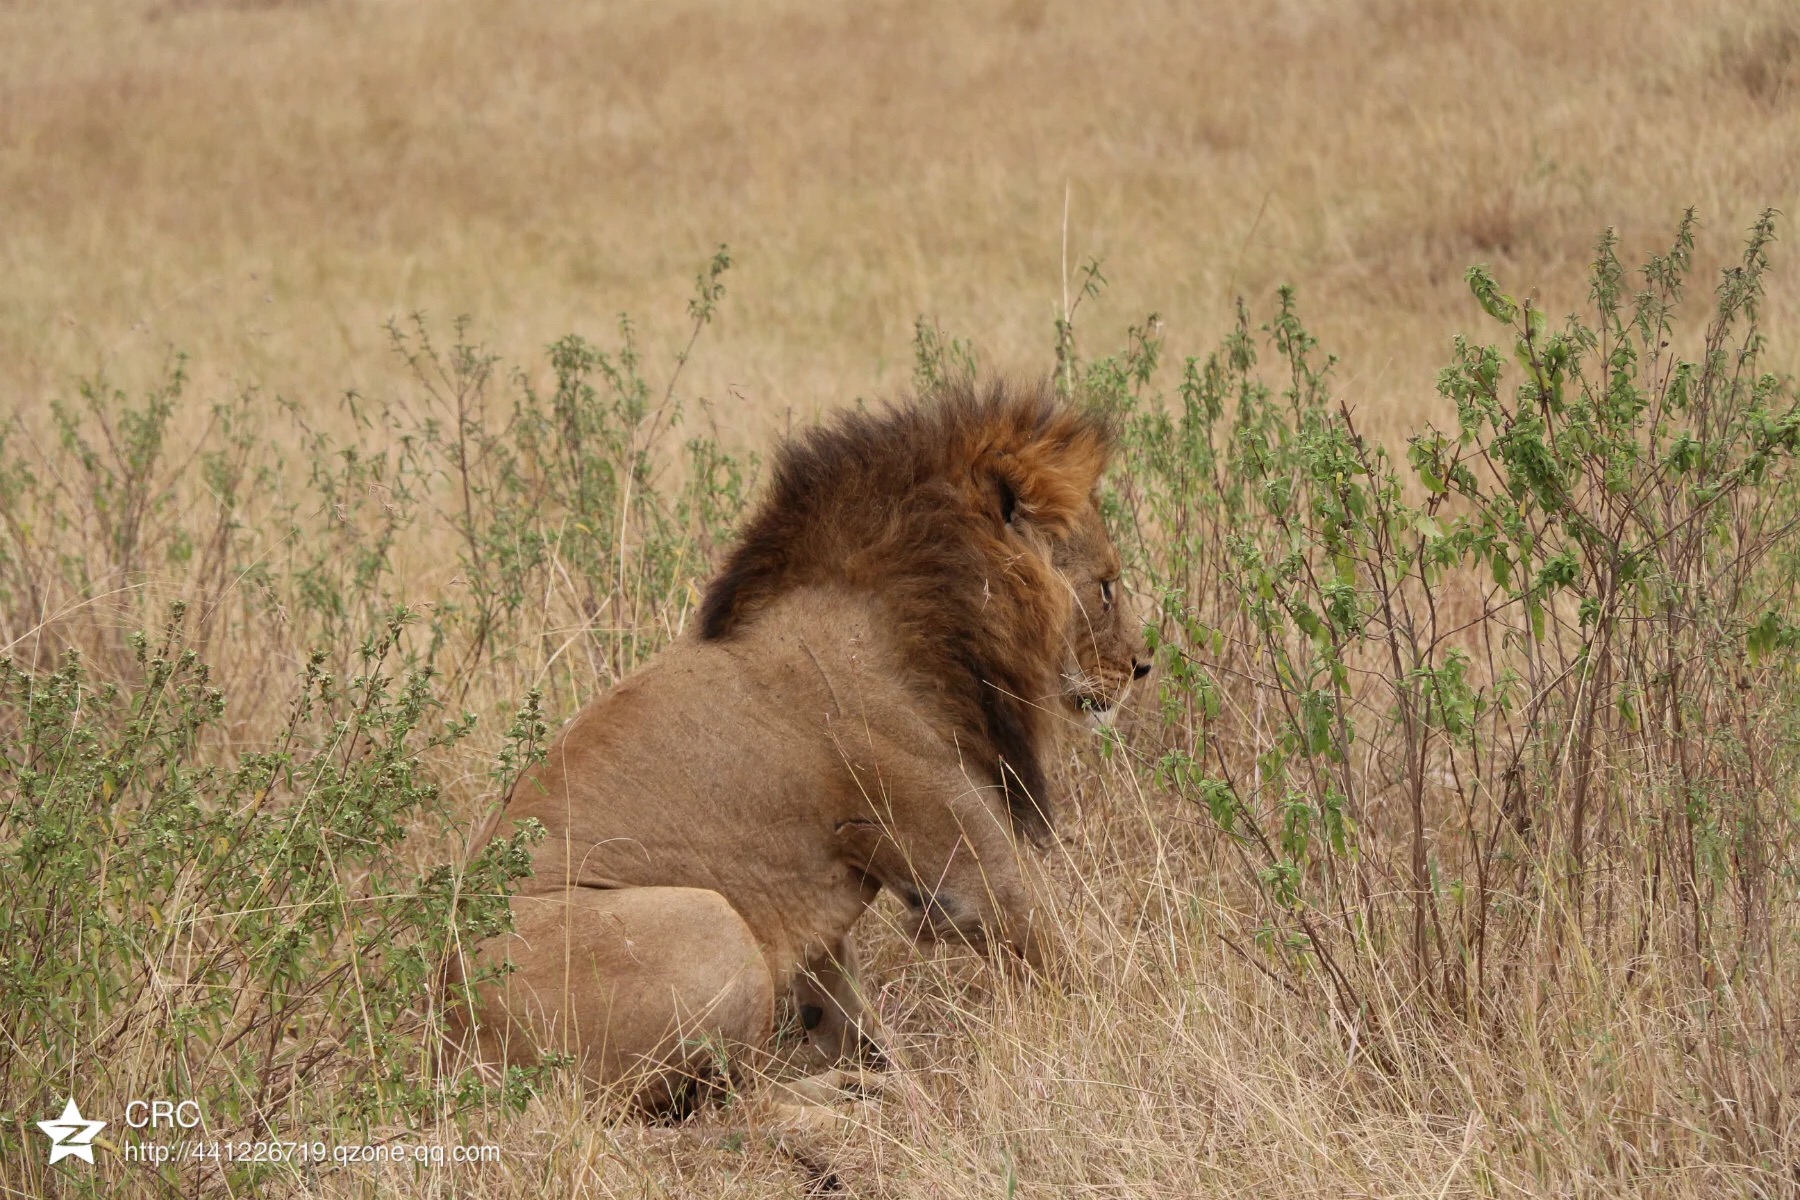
5 1 1800 1197
5 235 1798 1196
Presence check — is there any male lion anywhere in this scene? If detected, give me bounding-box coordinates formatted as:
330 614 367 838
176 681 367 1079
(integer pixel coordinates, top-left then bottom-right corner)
452 378 1149 1111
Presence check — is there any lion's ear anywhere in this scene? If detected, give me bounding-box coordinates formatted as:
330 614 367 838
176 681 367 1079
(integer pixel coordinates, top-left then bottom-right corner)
987 423 1110 534
995 474 1020 528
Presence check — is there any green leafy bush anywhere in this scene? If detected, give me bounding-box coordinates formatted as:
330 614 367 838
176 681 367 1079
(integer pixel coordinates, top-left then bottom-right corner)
1097 211 1800 1040
0 606 546 1193
0 249 748 1194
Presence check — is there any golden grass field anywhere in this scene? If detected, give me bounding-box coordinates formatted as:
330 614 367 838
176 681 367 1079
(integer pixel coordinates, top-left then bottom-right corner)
6 0 1798 438
5 0 1800 1197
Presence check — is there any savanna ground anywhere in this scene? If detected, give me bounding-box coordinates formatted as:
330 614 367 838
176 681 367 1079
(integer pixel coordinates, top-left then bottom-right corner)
5 0 1800 1196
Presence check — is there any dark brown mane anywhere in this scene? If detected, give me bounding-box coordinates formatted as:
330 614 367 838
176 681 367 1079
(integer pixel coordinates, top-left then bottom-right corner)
698 377 1114 841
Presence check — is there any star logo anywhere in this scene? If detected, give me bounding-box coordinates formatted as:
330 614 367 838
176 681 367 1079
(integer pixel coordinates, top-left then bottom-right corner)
37 1098 106 1165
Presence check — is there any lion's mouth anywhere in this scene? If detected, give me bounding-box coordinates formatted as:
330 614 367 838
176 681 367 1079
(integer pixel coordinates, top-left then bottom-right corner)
1065 675 1126 725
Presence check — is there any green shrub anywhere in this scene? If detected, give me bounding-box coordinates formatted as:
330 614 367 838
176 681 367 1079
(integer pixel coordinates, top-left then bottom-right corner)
0 248 748 1194
1093 211 1800 1035
0 606 546 1194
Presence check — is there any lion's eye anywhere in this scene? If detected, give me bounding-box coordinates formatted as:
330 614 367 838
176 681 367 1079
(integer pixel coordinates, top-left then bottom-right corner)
1100 579 1115 607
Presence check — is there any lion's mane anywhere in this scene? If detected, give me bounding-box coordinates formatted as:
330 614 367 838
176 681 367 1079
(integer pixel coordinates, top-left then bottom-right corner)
699 377 1114 840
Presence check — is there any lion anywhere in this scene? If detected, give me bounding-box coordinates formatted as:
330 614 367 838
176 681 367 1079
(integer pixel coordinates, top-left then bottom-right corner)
450 377 1150 1112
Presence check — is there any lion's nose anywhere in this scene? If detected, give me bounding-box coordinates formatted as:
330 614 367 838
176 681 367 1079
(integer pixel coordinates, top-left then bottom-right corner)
1132 659 1151 680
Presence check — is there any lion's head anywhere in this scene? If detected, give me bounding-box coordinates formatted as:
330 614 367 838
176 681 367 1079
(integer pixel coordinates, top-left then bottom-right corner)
1055 502 1151 723
698 377 1148 843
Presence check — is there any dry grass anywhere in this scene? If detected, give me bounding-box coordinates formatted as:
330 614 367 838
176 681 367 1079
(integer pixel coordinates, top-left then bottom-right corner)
6 0 1800 1196
4 0 1798 439
282 757 1800 1199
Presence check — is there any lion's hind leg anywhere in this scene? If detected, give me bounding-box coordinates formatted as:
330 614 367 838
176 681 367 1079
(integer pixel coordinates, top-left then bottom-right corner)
460 885 776 1114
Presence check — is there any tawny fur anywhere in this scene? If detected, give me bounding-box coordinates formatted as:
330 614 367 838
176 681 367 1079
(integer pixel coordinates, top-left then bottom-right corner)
450 379 1146 1112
